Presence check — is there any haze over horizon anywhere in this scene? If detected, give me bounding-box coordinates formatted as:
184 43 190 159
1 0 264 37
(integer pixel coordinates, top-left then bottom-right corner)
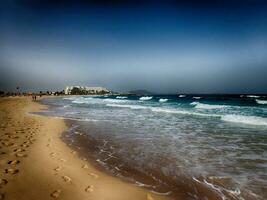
1 0 267 94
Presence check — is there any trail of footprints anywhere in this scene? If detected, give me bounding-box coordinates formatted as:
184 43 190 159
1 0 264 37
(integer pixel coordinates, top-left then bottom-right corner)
0 109 41 200
0 104 154 200
48 140 103 199
49 150 99 199
1 115 100 199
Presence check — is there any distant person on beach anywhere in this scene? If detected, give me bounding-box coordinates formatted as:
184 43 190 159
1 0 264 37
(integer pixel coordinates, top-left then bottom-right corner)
32 95 37 101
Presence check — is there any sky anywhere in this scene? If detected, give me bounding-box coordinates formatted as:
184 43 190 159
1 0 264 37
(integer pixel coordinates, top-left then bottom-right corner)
0 0 267 94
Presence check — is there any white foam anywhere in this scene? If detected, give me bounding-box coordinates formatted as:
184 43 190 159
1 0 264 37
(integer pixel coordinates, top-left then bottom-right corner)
193 97 202 99
247 95 260 98
221 115 267 126
116 96 128 99
71 97 93 104
191 102 227 110
139 96 153 101
159 98 168 102
103 99 128 103
179 95 186 98
107 103 220 117
150 107 219 117
45 116 98 122
256 99 267 105
106 104 148 110
63 97 79 100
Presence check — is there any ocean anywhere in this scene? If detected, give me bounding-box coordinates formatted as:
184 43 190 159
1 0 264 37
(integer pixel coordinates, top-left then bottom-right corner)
36 94 267 200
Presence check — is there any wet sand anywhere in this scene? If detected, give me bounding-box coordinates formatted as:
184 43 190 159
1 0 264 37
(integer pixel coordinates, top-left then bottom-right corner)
0 96 173 200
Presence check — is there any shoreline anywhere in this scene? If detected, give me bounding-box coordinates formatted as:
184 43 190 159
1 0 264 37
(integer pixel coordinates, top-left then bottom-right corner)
0 97 173 200
61 120 179 196
36 95 265 200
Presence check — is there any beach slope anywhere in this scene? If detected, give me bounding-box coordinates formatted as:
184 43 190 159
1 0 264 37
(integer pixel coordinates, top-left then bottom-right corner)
0 97 172 200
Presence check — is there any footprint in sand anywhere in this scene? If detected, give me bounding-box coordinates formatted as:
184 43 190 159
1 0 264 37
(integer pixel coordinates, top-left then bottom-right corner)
50 153 56 157
54 166 62 171
30 138 36 142
13 148 25 153
23 141 31 145
21 144 29 148
7 160 20 165
59 158 66 162
0 179 8 188
15 153 27 157
88 173 98 179
82 164 88 169
147 193 154 200
71 151 76 154
2 142 14 147
51 190 61 198
5 168 19 175
8 135 19 139
85 185 94 193
62 176 71 183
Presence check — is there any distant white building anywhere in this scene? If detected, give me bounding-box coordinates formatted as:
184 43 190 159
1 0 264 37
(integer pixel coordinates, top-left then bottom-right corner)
64 86 110 95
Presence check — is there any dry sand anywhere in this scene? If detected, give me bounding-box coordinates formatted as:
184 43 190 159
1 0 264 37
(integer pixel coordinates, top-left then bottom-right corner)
0 97 173 200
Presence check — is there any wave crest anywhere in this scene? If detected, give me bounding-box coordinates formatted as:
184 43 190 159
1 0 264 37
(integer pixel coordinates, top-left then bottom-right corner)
103 99 128 103
247 95 260 98
116 96 128 99
151 107 219 117
191 102 227 109
221 115 267 126
159 98 168 102
71 97 93 104
139 96 153 101
106 104 148 110
256 99 267 105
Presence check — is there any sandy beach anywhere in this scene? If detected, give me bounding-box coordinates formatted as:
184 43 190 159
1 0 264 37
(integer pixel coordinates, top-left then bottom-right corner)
0 97 173 200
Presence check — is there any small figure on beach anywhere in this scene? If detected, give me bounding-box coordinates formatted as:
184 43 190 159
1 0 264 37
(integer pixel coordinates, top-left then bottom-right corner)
32 95 37 101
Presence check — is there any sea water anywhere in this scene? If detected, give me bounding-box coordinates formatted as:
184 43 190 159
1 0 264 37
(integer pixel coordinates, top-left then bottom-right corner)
37 95 267 200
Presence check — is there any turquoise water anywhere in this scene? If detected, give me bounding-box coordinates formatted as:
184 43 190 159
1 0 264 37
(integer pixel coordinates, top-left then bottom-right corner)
39 95 267 200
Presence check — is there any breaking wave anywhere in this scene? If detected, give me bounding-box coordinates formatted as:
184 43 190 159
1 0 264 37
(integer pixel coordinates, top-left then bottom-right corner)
191 102 228 110
103 99 128 103
256 99 267 105
150 107 219 117
71 98 93 104
106 104 220 118
106 104 148 110
247 95 260 98
159 98 168 102
221 115 267 126
116 96 128 99
139 96 153 101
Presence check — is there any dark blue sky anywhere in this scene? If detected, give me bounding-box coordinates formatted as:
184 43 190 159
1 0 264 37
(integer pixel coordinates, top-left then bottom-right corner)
1 0 267 93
